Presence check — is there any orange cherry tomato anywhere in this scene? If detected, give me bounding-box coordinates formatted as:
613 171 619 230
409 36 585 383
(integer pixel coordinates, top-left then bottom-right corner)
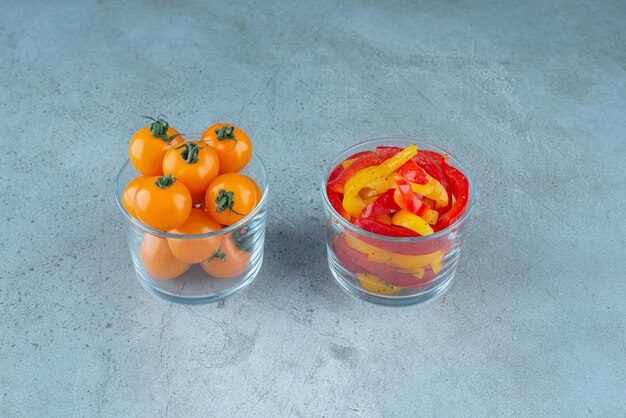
200 234 250 278
139 233 190 280
134 174 192 230
242 175 262 201
129 116 182 176
205 173 257 226
162 141 219 196
200 123 252 174
122 175 149 219
166 208 223 264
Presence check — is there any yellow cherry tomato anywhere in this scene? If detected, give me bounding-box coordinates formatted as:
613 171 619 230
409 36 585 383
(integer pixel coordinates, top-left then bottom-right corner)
122 175 149 219
201 123 252 173
134 174 192 230
129 116 182 176
200 234 250 278
162 141 220 196
167 209 223 264
140 233 190 280
205 173 257 226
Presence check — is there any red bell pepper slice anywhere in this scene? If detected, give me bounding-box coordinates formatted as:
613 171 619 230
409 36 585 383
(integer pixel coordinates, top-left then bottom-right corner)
327 163 344 183
419 150 447 165
413 151 449 192
352 217 418 237
360 189 399 219
377 146 446 189
396 159 428 184
439 163 469 228
393 176 427 216
326 187 351 220
376 146 403 160
327 152 380 193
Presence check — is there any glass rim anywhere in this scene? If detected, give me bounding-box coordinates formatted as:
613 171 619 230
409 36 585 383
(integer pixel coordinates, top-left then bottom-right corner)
114 152 270 239
320 137 476 243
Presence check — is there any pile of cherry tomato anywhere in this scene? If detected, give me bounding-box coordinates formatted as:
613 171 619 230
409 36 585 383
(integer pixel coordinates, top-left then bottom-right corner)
122 116 261 280
326 144 469 294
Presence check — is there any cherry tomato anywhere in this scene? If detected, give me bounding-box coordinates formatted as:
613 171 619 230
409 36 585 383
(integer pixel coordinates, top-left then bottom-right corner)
129 116 182 176
201 123 252 173
139 233 190 280
162 141 219 196
242 175 262 201
205 173 257 226
122 175 149 219
134 174 192 230
200 234 250 278
167 209 223 264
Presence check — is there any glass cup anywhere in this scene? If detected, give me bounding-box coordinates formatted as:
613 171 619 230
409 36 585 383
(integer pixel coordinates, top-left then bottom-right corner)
114 154 269 304
321 138 475 306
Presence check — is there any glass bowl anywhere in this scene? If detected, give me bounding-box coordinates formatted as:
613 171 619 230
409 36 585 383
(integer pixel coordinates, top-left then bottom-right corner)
321 138 475 306
114 153 269 304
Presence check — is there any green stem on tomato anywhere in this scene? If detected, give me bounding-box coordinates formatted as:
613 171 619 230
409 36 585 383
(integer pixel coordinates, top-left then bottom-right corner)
214 189 244 216
155 174 175 189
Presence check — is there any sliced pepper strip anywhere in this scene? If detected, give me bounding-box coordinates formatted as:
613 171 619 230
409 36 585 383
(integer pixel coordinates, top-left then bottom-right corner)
393 176 425 216
341 158 356 169
391 210 434 236
396 159 428 184
327 151 380 193
332 236 437 288
344 233 443 269
439 163 469 228
342 145 417 217
357 273 401 295
326 187 350 220
352 217 418 237
361 189 399 219
409 175 449 208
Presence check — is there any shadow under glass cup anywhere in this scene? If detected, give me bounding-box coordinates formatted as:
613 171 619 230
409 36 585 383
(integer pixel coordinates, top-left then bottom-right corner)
321 138 475 306
114 153 269 304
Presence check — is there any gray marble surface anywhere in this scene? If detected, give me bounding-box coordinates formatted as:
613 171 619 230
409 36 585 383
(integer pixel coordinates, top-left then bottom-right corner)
1 0 625 416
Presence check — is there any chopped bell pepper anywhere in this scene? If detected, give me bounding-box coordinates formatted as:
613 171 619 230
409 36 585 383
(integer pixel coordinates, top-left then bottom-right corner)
414 151 449 192
410 175 449 208
357 273 401 295
361 189 399 219
421 208 439 225
352 217 418 237
332 236 440 288
393 176 425 216
327 151 380 193
439 163 469 228
342 145 417 217
341 158 356 169
391 210 434 236
396 159 428 184
326 187 351 220
344 233 443 270
374 214 392 224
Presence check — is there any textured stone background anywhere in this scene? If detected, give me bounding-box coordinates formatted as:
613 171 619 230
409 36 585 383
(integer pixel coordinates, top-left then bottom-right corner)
1 0 625 416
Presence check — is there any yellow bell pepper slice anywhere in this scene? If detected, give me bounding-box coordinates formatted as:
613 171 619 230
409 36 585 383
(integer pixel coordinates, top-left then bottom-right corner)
357 273 401 294
422 208 439 225
343 145 417 217
410 175 449 208
391 210 434 236
344 234 443 270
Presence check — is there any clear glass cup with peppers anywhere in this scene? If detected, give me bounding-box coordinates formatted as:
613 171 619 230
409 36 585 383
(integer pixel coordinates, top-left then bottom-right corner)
321 138 474 306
